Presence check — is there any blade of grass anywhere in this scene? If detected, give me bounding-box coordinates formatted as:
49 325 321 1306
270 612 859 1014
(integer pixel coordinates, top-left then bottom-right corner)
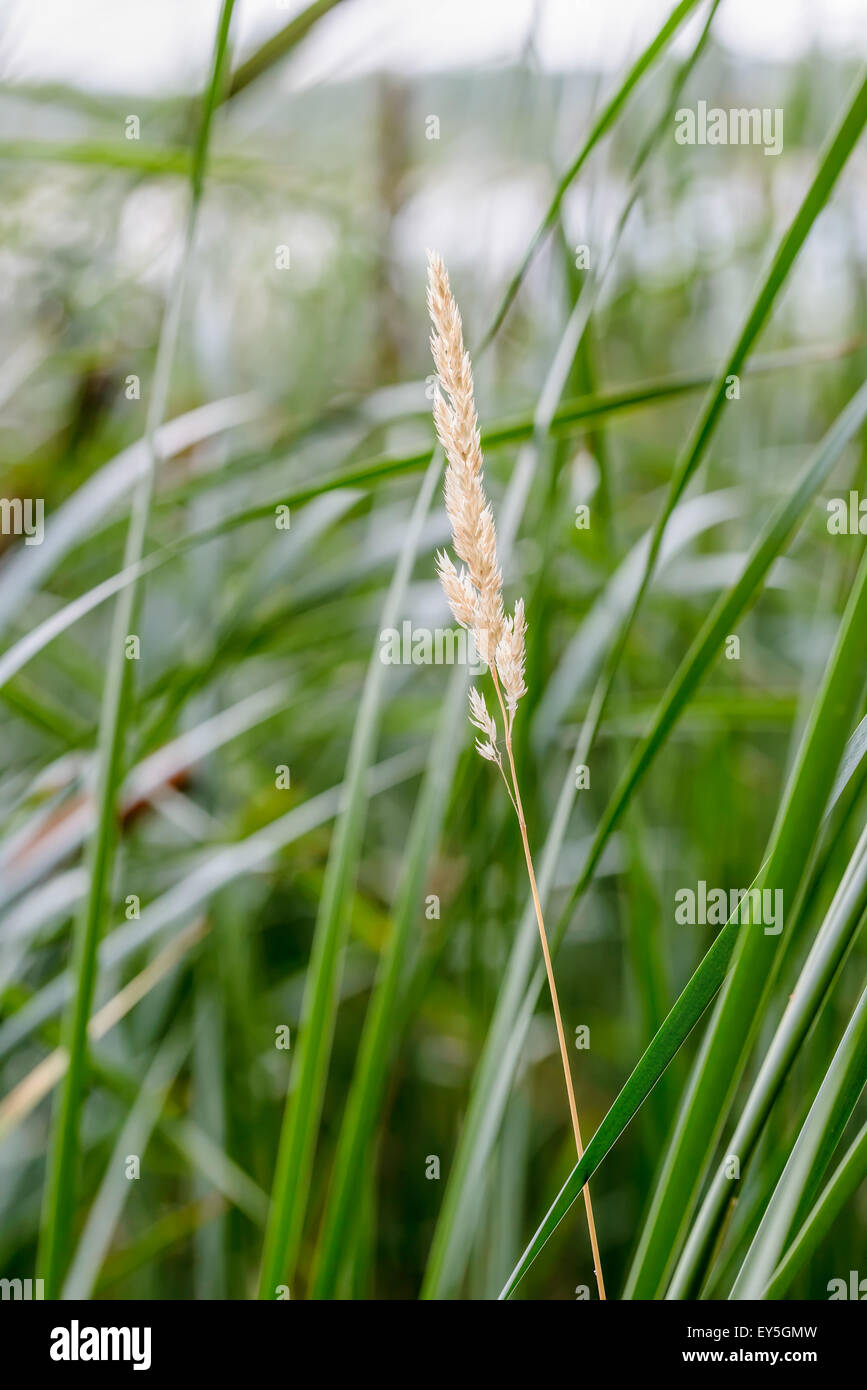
61 1031 189 1299
762 1117 867 1299
506 69 867 1296
256 453 442 1298
479 0 704 349
0 679 89 745
668 827 867 1296
560 380 867 931
425 61 867 1301
0 346 847 698
731 977 867 1298
309 664 468 1297
498 812 867 1299
161 350 842 542
0 918 207 1140
192 979 227 1298
0 749 425 1061
35 2 233 1288
559 66 867 947
9 345 832 625
431 379 867 1298
0 139 278 181
829 711 867 813
225 0 345 102
497 879 757 1299
626 543 867 1297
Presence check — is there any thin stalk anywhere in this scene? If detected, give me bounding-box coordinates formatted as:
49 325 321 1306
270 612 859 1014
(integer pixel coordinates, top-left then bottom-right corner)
36 0 236 1298
491 667 605 1300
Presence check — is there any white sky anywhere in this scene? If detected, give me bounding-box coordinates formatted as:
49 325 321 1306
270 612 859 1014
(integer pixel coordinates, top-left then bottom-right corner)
1 0 866 96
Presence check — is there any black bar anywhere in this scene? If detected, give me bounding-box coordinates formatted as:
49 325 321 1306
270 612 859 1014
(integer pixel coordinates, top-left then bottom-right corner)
2 1297 863 1375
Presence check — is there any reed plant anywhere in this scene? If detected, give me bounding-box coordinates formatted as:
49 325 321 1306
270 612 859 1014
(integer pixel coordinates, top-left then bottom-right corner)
428 252 605 1298
0 0 865 1305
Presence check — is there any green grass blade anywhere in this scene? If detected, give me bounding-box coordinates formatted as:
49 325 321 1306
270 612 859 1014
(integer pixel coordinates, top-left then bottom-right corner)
61 1032 189 1299
256 455 441 1299
171 349 840 539
557 65 867 933
0 750 425 1062
0 678 89 745
557 67 867 941
829 711 867 813
436 381 867 1299
310 665 468 1297
561 379 867 924
462 71 867 1298
762 1117 867 1299
36 0 237 1299
668 826 867 1297
480 0 703 348
0 346 845 699
499 774 867 1300
626 543 867 1298
504 65 867 1297
731 977 867 1299
498 899 745 1299
0 138 276 180
225 0 345 102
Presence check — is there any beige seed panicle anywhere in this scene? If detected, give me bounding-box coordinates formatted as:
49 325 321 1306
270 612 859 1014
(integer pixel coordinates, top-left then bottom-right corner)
428 250 526 710
425 251 606 1300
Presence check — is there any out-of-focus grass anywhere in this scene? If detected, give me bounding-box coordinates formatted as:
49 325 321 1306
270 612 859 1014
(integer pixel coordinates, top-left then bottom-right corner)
0 1 865 1301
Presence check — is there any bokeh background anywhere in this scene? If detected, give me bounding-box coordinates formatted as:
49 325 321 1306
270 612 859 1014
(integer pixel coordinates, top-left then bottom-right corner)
0 0 865 1300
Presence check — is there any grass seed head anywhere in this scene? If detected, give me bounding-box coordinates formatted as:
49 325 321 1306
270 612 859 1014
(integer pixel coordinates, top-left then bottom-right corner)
428 250 506 675
428 251 530 721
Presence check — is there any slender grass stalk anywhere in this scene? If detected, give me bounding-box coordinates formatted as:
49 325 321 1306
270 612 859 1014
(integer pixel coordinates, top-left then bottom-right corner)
493 666 606 1299
313 225 619 1292
428 252 605 1298
36 0 237 1297
497 379 867 1296
61 1032 189 1299
309 665 468 1297
485 66 867 1301
256 453 441 1299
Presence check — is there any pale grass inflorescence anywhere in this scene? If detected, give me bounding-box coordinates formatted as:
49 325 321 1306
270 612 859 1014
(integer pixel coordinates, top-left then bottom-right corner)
427 249 606 1299
428 252 526 747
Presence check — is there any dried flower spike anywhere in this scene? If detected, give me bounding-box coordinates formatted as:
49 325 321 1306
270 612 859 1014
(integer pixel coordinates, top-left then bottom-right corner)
428 249 508 672
427 251 606 1300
